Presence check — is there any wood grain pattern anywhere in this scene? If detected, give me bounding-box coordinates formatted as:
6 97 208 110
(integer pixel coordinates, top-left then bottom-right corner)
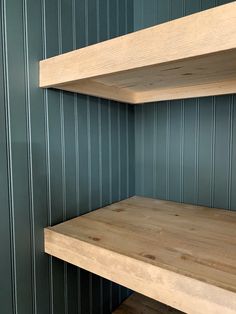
112 293 183 314
44 196 236 314
40 2 236 104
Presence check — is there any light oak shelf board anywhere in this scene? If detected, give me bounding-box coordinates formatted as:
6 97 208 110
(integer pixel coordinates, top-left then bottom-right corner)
112 293 182 314
44 196 236 314
40 2 236 104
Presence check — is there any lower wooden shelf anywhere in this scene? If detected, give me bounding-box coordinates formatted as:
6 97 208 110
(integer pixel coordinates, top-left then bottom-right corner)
112 293 182 314
44 196 236 314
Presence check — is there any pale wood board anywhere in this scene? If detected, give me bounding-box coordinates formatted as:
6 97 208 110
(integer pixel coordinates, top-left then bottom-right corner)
44 196 236 314
40 2 236 103
112 293 183 314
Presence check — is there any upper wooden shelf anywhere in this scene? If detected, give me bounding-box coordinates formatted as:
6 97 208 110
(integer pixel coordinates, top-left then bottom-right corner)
40 3 236 104
45 196 236 314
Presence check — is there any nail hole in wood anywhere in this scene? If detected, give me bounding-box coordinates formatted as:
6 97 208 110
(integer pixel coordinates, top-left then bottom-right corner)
161 66 183 72
113 208 125 212
143 254 156 260
88 236 100 242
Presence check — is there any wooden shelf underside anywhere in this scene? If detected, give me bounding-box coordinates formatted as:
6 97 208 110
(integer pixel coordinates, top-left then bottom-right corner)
44 196 236 314
40 3 236 104
112 293 182 314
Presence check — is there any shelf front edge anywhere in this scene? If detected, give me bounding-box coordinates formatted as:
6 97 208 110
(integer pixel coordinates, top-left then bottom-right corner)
44 227 236 314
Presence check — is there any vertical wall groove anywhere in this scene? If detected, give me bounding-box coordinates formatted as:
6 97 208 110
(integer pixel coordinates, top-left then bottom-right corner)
126 104 129 197
22 0 37 312
180 101 184 203
58 1 68 307
195 99 200 205
210 97 216 207
1 0 18 313
166 102 170 199
228 96 234 209
153 104 157 197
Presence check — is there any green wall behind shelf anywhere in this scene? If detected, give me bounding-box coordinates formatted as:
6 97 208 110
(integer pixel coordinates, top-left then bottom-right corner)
134 0 236 211
0 0 134 313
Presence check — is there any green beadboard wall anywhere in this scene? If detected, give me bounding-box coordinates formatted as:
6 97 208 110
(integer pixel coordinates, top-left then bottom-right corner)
0 0 134 314
134 0 236 210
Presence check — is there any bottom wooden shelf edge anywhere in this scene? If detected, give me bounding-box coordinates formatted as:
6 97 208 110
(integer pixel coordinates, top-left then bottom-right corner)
112 292 184 314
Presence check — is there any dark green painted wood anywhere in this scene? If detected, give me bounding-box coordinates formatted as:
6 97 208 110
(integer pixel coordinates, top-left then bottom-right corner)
0 0 134 313
183 99 198 204
25 0 50 313
128 105 135 197
214 96 231 208
0 3 14 313
134 0 236 211
156 103 168 199
169 101 182 202
5 0 33 313
101 99 111 207
90 97 101 210
232 97 236 209
198 97 214 207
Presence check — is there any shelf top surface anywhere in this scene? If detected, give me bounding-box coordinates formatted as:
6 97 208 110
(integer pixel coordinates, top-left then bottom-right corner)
45 196 236 313
46 196 236 291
